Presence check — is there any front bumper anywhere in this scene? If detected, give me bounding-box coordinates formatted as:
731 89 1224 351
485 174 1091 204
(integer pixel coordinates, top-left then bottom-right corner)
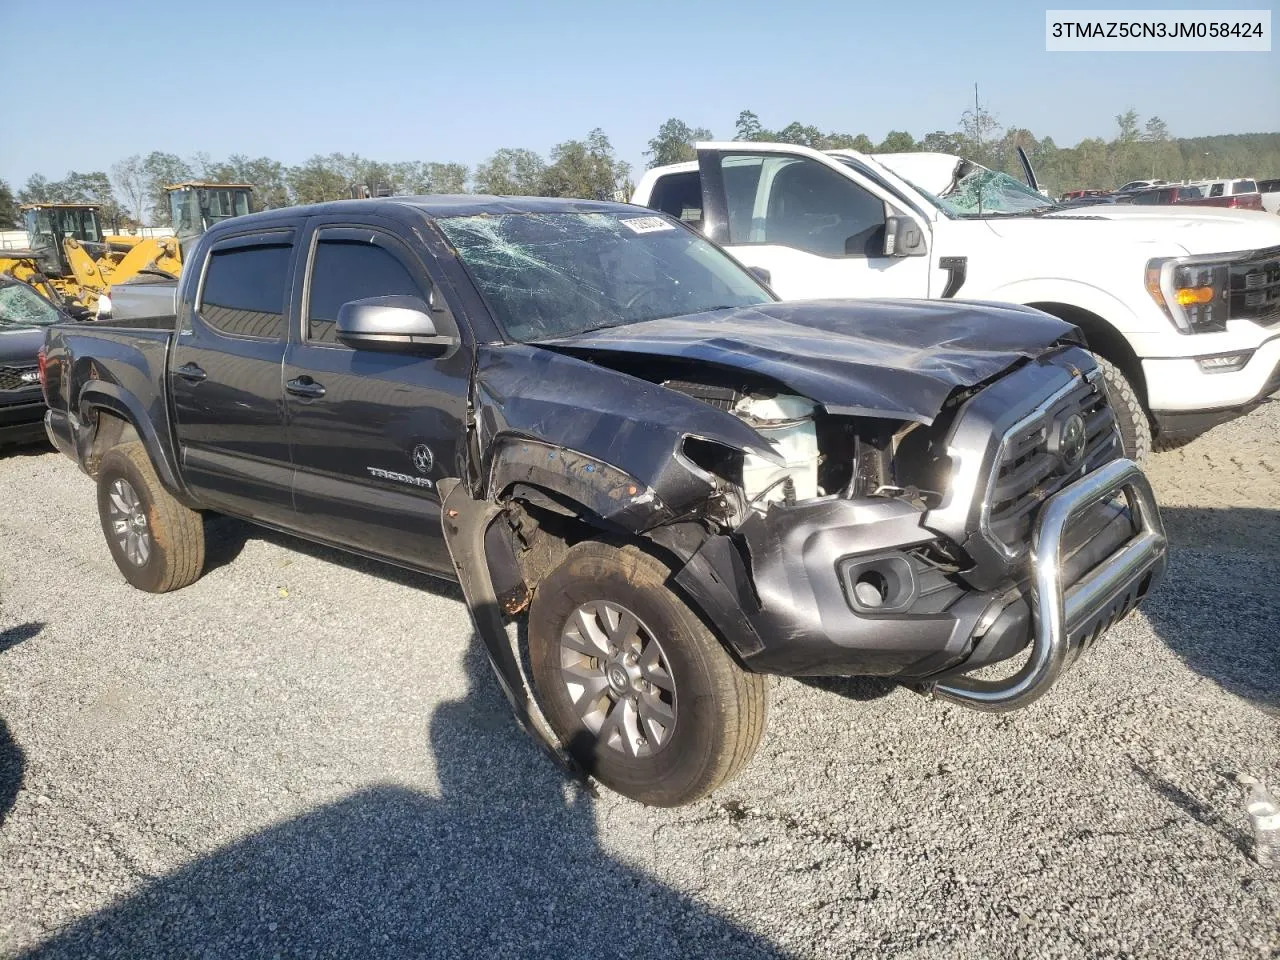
673 459 1166 712
1143 333 1280 418
931 458 1166 711
0 396 49 446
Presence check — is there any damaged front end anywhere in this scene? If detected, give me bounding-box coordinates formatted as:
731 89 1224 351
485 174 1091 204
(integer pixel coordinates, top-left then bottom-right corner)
441 325 1167 768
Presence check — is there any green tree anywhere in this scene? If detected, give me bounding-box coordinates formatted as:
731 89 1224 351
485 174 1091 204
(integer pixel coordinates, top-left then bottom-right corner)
110 155 147 224
734 110 767 141
538 129 630 200
286 154 354 204
920 131 965 154
960 86 1001 166
1115 109 1142 143
1143 116 1170 142
17 174 52 204
823 132 874 151
645 118 713 168
877 130 917 153
141 152 195 225
202 155 290 209
775 122 826 147
19 170 125 226
473 148 546 195
0 179 17 228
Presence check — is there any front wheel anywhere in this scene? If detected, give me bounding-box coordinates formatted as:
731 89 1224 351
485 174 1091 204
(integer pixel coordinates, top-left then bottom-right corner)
528 541 767 806
1094 356 1150 464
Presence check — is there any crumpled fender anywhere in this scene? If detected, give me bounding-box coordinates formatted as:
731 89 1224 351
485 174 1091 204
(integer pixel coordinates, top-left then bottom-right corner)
473 343 781 529
437 477 589 783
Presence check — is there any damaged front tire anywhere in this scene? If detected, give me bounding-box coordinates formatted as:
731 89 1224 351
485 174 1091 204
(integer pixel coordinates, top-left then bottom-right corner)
528 541 767 807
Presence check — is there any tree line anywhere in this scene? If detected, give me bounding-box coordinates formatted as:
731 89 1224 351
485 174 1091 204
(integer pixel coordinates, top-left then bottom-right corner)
3 108 1278 230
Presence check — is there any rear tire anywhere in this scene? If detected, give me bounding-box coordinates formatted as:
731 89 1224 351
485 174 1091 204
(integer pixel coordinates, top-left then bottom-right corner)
1094 355 1150 464
96 442 205 592
528 541 767 807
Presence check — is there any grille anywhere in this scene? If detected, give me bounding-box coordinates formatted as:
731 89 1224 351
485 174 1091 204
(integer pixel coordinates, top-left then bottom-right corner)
1229 245 1280 327
0 364 39 392
983 372 1119 555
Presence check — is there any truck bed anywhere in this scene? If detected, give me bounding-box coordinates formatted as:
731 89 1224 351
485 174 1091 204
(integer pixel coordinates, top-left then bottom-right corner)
44 322 179 485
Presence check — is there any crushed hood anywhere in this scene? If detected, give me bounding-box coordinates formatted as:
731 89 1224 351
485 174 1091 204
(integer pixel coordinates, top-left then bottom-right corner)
537 298 1075 423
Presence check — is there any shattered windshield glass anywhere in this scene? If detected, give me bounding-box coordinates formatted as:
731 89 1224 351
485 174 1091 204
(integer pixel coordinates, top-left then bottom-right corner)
924 162 1059 217
0 283 60 326
436 212 773 341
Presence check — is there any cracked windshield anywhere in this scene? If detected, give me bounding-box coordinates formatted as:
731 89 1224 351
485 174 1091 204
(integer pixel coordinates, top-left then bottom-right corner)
436 212 770 341
0 284 60 326
926 162 1059 217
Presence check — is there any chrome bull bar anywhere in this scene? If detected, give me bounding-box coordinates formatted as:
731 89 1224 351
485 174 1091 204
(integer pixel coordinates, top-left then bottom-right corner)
932 458 1167 712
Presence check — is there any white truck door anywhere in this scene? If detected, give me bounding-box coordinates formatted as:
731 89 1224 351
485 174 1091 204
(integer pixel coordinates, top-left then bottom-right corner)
695 143 933 301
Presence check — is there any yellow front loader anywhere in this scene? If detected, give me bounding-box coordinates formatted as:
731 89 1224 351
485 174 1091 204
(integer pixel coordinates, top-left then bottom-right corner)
1 204 177 312
1 185 253 312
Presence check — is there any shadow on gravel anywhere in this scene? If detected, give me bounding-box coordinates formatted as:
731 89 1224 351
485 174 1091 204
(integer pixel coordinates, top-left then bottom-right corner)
18 635 790 960
1130 762 1251 859
1 621 41 827
0 438 53 460
796 675 898 702
1144 506 1280 714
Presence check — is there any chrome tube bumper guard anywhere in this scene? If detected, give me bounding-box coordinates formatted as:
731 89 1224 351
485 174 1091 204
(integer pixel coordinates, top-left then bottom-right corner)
932 458 1167 712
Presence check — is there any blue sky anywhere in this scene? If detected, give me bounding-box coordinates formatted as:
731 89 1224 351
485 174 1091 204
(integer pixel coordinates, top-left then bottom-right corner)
1 0 1276 189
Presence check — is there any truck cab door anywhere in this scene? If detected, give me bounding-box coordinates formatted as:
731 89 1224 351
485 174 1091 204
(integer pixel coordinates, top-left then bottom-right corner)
695 143 933 300
170 228 297 522
281 219 471 575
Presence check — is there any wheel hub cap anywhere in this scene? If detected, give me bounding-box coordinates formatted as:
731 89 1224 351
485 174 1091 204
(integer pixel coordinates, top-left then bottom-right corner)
558 600 677 758
107 478 151 567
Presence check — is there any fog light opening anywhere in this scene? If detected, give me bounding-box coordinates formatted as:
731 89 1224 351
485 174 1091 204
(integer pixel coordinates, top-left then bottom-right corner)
853 570 890 608
1196 352 1252 374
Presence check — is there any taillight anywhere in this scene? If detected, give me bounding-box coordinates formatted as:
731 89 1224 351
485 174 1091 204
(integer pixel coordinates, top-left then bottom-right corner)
37 347 50 403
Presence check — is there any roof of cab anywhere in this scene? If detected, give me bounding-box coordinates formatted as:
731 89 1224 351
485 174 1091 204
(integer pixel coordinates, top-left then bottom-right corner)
205 195 647 231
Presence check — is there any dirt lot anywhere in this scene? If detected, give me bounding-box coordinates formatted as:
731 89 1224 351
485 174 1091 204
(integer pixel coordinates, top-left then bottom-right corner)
1 402 1277 959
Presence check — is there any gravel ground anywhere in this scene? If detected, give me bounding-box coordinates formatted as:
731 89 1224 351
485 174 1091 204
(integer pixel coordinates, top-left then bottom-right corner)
1 402 1277 959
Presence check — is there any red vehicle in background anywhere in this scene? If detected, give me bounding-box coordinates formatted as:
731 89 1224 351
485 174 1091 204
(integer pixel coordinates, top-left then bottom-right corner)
1130 180 1264 211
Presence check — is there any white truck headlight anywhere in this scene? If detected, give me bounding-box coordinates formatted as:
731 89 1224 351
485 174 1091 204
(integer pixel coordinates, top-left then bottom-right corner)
1146 257 1230 334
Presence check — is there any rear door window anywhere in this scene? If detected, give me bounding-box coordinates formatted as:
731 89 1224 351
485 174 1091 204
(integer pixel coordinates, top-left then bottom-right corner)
198 237 293 340
1209 182 1225 197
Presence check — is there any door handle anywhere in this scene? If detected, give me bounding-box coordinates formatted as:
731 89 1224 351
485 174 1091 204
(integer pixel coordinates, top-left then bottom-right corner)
286 376 326 399
174 362 206 382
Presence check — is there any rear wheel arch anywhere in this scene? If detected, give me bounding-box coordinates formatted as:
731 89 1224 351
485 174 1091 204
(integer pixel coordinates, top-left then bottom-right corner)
76 388 187 498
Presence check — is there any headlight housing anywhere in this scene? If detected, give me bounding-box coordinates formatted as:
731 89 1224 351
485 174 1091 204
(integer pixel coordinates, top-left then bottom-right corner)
1146 257 1230 333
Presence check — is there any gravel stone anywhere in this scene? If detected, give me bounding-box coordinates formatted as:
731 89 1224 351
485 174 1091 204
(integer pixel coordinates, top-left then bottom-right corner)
0 400 1278 959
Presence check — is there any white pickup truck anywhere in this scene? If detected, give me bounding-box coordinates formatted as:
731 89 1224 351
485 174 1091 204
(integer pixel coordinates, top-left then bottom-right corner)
634 143 1280 457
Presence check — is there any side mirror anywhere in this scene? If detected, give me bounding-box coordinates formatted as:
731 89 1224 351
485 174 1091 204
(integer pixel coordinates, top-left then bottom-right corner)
747 265 772 287
336 295 452 352
883 216 926 258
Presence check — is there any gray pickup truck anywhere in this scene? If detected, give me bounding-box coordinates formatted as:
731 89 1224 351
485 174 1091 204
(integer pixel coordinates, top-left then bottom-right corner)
41 196 1167 806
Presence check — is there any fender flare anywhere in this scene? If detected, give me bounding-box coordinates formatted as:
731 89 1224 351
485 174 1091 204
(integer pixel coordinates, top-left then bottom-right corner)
76 383 187 499
438 477 589 783
484 437 677 534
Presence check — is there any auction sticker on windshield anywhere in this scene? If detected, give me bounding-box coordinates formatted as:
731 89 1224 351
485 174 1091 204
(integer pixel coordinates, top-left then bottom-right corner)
620 216 676 234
